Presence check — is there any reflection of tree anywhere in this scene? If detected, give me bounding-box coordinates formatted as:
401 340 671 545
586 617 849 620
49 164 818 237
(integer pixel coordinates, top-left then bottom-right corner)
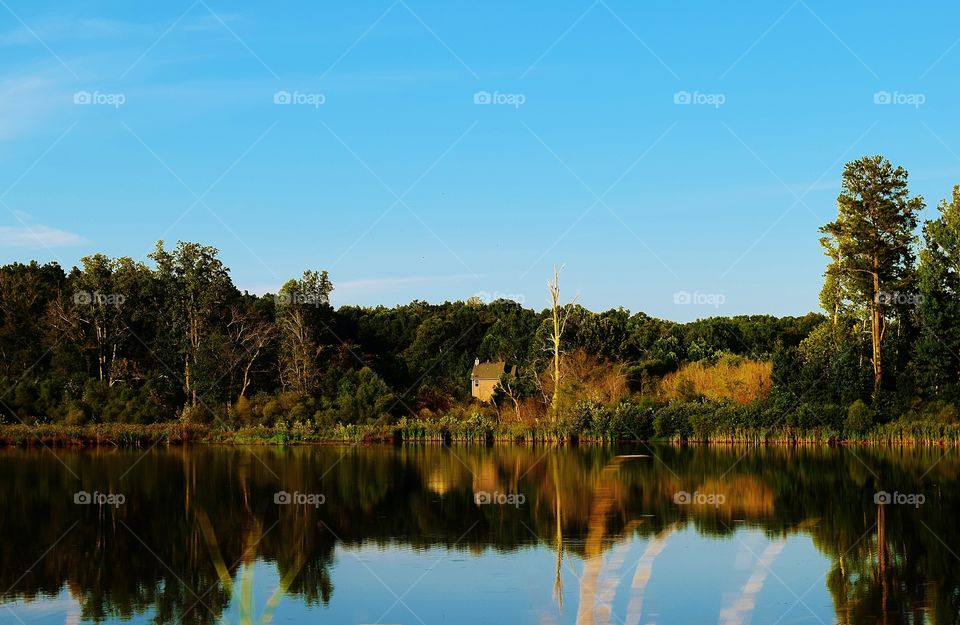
624 524 674 625
0 445 957 625
552 453 564 610
719 540 786 625
576 455 646 625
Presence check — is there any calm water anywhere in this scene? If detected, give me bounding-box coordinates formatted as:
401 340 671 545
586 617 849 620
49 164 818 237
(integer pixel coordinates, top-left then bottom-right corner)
0 444 957 625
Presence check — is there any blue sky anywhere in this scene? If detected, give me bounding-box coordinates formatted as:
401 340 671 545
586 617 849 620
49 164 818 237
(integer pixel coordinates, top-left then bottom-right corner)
1 1 959 321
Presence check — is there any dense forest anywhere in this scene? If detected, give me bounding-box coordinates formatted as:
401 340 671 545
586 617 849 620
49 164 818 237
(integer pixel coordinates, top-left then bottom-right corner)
1 155 959 441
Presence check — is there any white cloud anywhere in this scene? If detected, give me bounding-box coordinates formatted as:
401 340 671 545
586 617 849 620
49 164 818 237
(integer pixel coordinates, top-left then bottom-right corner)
0 224 87 247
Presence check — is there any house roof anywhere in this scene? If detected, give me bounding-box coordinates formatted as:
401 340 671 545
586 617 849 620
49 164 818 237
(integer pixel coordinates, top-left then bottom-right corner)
471 361 515 379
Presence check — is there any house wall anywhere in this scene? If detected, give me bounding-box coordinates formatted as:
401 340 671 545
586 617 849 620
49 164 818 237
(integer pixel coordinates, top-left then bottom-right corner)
471 378 500 402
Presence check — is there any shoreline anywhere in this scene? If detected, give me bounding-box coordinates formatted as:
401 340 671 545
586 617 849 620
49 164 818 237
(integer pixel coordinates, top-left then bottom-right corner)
2 422 958 448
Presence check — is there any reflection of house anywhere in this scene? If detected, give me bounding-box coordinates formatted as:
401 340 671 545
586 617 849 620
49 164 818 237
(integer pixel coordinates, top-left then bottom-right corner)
470 359 516 402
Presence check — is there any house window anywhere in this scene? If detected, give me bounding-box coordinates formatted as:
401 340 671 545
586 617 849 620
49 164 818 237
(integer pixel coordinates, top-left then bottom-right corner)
473 380 479 387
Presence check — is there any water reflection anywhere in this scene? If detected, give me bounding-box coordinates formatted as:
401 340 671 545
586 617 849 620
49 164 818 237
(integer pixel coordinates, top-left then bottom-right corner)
0 444 957 624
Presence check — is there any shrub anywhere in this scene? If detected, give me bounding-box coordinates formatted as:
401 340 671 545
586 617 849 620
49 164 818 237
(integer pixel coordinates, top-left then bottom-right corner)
658 357 773 405
63 402 88 426
615 401 654 439
925 401 958 425
845 399 875 434
652 402 695 439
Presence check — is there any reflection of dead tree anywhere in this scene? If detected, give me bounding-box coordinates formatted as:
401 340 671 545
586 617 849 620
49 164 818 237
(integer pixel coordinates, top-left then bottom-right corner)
536 453 573 613
194 453 306 625
718 540 786 625
624 525 675 625
877 502 888 622
575 454 648 625
554 489 564 608
593 520 641 623
196 506 307 625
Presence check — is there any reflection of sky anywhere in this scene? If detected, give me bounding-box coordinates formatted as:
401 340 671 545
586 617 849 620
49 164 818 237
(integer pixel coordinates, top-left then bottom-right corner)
3 526 835 625
4 589 85 625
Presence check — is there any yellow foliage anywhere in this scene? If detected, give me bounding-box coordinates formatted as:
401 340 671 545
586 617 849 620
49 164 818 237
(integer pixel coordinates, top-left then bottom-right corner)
541 349 629 414
698 476 775 517
657 356 772 404
233 395 252 423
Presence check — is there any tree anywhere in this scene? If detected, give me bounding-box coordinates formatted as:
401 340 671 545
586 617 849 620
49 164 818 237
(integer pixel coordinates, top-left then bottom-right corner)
915 185 960 398
820 156 923 394
149 241 236 408
0 262 66 380
336 367 394 424
819 237 855 325
276 270 333 396
228 304 275 399
70 254 149 386
547 266 577 417
495 366 539 422
476 299 539 365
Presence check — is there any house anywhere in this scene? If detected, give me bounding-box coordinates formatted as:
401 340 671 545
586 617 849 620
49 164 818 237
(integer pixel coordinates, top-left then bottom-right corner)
470 359 516 402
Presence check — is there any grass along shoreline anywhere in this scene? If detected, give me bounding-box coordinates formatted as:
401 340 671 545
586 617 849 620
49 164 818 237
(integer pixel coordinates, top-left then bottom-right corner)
2 416 960 447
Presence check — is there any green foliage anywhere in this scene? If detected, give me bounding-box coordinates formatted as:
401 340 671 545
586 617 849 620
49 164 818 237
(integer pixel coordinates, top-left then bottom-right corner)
0 250 827 430
915 185 960 400
335 367 394 424
1 160 959 446
820 155 923 393
845 399 875 434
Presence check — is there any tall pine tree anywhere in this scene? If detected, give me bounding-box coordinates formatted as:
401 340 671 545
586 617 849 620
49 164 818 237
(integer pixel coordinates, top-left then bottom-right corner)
820 156 923 394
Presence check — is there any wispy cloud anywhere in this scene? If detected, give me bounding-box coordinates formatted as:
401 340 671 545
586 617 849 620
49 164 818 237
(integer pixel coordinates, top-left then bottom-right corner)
0 11 242 46
181 12 245 33
0 16 140 46
0 75 66 141
336 274 477 292
0 224 87 247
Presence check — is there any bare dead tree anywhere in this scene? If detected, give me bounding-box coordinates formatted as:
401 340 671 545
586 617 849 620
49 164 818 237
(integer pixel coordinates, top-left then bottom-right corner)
277 306 318 395
500 371 524 422
547 265 577 419
228 306 275 399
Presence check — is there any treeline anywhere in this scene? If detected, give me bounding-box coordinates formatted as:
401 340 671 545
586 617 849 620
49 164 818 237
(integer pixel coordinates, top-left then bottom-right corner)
0 240 818 430
2 154 959 440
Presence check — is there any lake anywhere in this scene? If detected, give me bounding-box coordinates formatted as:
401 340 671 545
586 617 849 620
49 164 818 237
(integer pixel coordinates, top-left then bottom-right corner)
0 444 956 624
